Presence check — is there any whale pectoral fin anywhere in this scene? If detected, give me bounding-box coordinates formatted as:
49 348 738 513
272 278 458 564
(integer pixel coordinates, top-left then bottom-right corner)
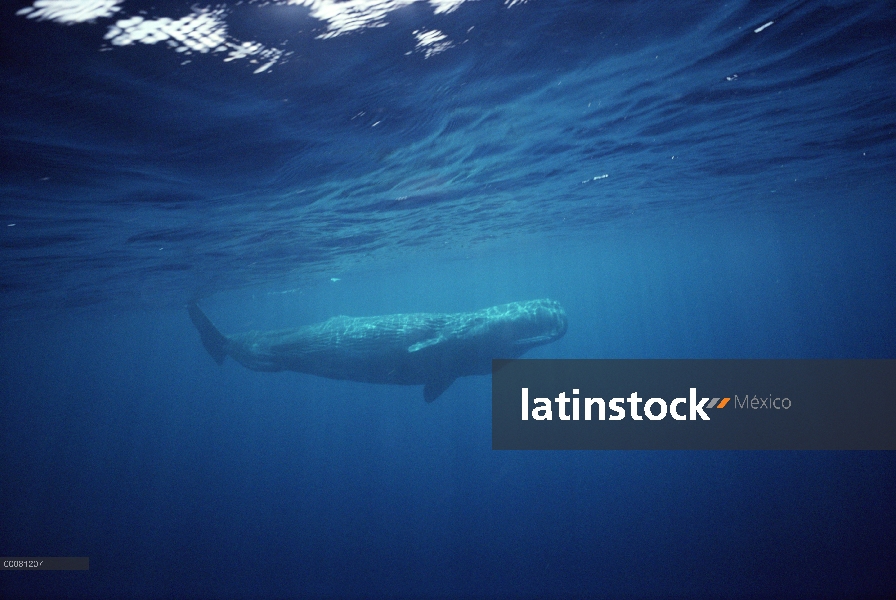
188 301 228 365
408 335 445 353
423 376 457 403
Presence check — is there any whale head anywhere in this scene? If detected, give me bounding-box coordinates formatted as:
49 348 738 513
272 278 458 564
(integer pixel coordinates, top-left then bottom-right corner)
487 298 568 351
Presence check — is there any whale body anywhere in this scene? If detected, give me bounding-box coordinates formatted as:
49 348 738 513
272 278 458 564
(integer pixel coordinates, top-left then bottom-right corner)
189 299 568 402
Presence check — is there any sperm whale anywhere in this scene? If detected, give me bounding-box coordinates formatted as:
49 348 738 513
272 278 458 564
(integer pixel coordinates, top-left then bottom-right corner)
189 299 568 402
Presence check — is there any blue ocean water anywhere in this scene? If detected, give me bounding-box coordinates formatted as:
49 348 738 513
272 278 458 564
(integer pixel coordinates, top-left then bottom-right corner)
1 0 895 598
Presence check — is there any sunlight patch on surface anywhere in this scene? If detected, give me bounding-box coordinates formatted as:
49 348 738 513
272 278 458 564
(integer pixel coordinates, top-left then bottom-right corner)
103 9 285 70
16 0 535 70
105 11 228 52
287 0 519 38
16 0 122 24
286 0 416 39
429 0 466 14
413 29 454 58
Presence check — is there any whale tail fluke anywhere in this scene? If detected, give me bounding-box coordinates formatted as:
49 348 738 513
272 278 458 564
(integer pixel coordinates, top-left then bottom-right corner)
188 301 228 365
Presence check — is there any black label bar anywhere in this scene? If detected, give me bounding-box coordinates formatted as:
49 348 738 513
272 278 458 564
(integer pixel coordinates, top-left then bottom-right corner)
492 360 896 450
1 557 89 570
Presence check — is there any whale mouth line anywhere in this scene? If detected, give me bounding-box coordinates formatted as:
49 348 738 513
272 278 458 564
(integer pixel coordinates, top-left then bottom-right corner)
514 334 556 346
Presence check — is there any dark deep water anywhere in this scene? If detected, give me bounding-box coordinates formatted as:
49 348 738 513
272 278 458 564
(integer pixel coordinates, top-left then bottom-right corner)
2 0 896 598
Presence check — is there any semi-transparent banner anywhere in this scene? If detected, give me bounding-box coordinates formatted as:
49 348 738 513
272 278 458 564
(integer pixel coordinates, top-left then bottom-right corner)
492 360 896 450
